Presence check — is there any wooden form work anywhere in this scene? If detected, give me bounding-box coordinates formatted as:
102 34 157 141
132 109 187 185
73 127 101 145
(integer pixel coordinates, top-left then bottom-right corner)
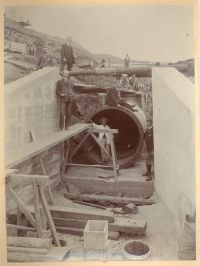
6 172 61 247
5 123 91 250
68 127 119 176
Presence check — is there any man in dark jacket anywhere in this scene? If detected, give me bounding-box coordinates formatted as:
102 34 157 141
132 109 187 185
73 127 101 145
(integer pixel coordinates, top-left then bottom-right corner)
60 37 76 74
143 120 154 181
56 72 74 130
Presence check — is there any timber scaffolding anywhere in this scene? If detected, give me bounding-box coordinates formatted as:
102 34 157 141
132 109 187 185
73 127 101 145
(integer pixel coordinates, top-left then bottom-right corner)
5 66 155 262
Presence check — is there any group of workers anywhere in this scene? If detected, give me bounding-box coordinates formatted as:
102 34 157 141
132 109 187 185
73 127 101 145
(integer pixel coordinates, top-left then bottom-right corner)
56 37 154 181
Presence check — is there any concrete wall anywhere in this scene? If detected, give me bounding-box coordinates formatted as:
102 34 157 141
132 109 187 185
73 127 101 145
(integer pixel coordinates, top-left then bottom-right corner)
5 67 60 152
152 68 195 224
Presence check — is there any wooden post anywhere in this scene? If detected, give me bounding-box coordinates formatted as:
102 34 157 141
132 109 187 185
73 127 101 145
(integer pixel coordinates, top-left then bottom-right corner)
30 130 54 204
109 132 118 176
16 208 27 237
38 186 61 247
8 185 36 228
33 179 42 238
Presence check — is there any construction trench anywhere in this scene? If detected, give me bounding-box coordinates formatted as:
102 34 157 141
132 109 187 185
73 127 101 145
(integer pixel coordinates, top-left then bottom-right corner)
5 66 196 262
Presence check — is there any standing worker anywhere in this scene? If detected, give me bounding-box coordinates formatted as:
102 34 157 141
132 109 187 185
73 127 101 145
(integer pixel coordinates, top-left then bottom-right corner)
143 120 154 181
124 54 131 68
56 71 74 130
91 117 111 164
60 37 76 74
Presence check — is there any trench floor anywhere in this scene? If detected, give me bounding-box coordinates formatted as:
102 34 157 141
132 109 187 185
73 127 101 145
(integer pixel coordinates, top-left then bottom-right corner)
52 160 179 261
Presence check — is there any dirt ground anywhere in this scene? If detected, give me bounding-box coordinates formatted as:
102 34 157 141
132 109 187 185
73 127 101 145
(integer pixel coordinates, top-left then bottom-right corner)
52 162 179 261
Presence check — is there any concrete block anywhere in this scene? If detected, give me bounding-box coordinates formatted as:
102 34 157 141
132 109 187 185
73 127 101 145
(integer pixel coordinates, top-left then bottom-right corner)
84 220 108 250
152 67 195 221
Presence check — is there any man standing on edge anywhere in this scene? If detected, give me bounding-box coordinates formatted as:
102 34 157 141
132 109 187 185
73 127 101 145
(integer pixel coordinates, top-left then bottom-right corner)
56 71 74 130
60 37 76 74
143 120 154 181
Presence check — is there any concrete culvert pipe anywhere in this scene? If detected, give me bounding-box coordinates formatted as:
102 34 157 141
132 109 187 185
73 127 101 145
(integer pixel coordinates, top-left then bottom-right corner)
82 105 146 168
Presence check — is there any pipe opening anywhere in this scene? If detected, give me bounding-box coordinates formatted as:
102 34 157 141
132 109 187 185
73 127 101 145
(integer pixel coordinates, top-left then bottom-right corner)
82 106 146 168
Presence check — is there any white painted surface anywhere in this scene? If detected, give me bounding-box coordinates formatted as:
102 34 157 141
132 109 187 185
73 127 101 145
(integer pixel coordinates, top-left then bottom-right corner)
152 67 195 224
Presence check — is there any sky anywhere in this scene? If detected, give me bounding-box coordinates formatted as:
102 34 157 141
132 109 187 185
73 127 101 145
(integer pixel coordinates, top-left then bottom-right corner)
5 5 194 62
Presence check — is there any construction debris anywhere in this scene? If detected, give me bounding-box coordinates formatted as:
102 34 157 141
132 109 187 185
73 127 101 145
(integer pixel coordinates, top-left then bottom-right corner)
64 192 154 206
7 236 52 249
52 216 146 235
123 203 138 214
48 205 114 223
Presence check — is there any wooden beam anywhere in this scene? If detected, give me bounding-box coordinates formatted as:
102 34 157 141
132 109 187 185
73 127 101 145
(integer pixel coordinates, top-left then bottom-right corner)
33 180 42 238
6 224 35 232
64 176 154 198
109 132 117 175
7 185 36 228
30 130 54 205
7 174 49 186
7 246 48 255
69 132 90 160
6 123 90 168
49 205 114 223
7 236 52 249
56 226 119 240
64 192 154 206
72 200 106 210
7 247 70 262
66 163 113 169
61 139 71 177
5 169 18 177
89 132 112 161
88 128 118 134
38 187 61 247
53 216 146 234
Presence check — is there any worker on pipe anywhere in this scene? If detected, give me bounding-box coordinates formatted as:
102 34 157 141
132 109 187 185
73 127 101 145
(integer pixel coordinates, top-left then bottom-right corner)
143 120 154 181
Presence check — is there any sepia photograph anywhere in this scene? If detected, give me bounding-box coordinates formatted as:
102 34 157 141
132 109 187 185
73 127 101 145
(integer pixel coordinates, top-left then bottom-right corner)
3 3 197 263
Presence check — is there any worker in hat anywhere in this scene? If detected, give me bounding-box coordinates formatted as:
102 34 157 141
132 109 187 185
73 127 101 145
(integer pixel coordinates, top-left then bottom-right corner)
143 120 154 181
91 117 111 164
56 70 74 130
60 37 76 75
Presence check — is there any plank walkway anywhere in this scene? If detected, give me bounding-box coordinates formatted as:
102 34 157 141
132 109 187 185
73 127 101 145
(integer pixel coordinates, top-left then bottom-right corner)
6 123 90 168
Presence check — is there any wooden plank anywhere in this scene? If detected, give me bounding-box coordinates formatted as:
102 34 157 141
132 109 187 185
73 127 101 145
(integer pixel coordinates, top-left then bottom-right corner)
7 174 49 186
56 226 119 240
33 180 42 238
64 176 154 198
7 246 48 255
49 205 114 223
38 187 61 247
73 200 106 210
66 163 113 169
109 217 146 234
88 128 118 134
61 140 71 177
69 132 90 160
7 185 36 228
5 169 18 177
30 130 54 205
7 223 35 232
64 192 154 206
7 247 70 262
53 217 146 234
6 123 90 168
7 236 52 249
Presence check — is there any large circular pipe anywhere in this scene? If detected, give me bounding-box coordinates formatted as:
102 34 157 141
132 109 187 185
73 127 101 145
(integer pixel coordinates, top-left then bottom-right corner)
82 105 146 168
